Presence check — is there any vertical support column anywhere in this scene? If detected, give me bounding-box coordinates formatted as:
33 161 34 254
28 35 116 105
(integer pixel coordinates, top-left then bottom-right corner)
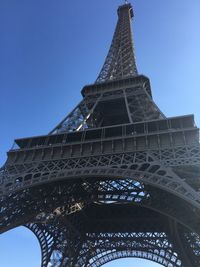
123 89 133 123
169 221 198 267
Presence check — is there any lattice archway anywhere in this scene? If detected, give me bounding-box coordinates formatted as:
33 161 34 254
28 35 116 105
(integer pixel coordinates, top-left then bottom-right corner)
1 173 200 235
1 165 200 267
20 176 200 267
87 250 179 267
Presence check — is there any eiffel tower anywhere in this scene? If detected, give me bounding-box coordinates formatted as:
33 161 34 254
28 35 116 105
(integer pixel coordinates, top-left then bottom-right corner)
1 2 200 267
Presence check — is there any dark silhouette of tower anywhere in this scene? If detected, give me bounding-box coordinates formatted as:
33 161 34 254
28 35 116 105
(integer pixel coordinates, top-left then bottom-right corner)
1 3 200 267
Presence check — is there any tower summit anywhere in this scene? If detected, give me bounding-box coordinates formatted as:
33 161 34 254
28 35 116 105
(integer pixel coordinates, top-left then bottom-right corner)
1 2 200 267
96 3 138 83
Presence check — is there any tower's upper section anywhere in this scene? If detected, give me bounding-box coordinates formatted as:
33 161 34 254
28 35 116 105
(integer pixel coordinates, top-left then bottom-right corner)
96 3 138 83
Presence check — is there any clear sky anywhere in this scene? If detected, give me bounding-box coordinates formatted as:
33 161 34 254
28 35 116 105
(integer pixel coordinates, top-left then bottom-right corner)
0 0 199 266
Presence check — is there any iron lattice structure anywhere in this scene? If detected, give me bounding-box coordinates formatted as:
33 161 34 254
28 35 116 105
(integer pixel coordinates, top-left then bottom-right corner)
1 3 200 267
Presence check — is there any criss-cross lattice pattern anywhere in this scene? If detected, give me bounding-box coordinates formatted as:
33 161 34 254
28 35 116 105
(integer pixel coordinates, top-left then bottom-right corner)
96 3 138 83
1 178 200 267
79 232 181 267
2 150 200 209
50 78 164 133
1 2 200 267
50 94 102 134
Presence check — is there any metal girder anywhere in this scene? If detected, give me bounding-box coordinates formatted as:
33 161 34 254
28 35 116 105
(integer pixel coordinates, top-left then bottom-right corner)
1 2 200 267
96 3 138 83
1 178 199 266
49 76 163 133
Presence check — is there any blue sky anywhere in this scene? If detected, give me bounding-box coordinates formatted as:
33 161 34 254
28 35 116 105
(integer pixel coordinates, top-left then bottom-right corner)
0 0 199 266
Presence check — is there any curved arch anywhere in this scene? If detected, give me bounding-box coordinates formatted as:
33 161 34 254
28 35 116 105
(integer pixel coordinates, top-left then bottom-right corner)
1 150 200 213
1 176 200 267
87 250 180 267
25 224 54 267
25 218 200 267
0 176 200 235
2 164 200 211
